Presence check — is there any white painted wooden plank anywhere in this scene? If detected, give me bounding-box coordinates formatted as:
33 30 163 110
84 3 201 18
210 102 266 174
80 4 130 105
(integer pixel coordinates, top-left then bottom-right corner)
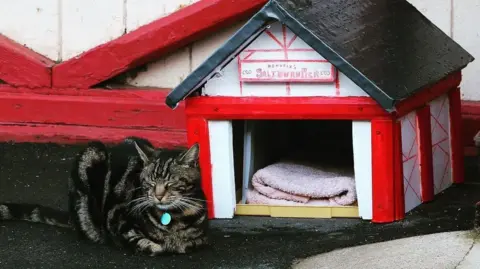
429 95 453 194
453 0 480 101
241 121 254 204
400 112 422 213
192 21 245 70
133 17 242 88
352 121 373 220
163 0 198 17
125 0 197 88
208 120 236 219
0 0 59 60
125 0 164 33
126 0 198 33
124 0 200 88
126 48 191 88
61 0 125 60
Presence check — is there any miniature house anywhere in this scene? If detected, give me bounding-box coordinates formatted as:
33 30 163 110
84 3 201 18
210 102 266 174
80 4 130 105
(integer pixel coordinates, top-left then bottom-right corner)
166 0 474 223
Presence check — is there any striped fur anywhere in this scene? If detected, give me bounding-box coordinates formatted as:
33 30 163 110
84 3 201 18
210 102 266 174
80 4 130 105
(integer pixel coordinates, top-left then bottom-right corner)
0 203 70 228
1 137 208 256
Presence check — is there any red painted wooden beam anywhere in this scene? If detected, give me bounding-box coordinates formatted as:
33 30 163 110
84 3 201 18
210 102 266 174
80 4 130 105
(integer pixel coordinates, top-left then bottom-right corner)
0 35 54 87
416 106 434 202
394 72 462 117
52 0 268 88
185 96 391 120
0 86 187 147
0 123 187 149
0 87 186 130
461 100 480 150
371 118 404 223
186 117 214 218
449 88 465 184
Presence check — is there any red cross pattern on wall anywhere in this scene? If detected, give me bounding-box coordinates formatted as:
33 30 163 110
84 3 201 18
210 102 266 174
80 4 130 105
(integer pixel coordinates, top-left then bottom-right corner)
237 23 340 96
401 112 422 212
430 96 452 194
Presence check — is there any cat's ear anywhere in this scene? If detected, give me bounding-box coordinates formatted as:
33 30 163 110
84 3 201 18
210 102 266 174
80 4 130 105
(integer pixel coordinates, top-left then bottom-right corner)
134 141 151 164
177 143 199 166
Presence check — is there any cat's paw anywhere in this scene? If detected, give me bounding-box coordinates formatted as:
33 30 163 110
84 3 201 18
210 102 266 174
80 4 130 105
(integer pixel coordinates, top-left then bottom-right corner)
183 237 208 253
173 246 189 254
173 241 198 254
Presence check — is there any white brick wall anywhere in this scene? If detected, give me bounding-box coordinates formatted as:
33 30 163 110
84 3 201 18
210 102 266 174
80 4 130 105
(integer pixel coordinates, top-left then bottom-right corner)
0 0 478 100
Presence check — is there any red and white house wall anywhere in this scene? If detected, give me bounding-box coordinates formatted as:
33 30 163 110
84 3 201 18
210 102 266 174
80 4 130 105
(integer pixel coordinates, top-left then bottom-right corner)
176 20 464 223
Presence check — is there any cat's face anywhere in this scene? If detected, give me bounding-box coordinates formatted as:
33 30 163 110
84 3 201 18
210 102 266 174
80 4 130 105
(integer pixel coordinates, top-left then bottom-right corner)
134 143 201 212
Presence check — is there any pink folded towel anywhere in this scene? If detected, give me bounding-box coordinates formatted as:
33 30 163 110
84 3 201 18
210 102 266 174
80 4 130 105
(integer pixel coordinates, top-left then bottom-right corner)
246 161 357 206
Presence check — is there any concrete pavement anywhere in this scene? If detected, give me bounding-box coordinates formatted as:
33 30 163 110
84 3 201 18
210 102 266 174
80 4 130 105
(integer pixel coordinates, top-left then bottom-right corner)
293 231 480 269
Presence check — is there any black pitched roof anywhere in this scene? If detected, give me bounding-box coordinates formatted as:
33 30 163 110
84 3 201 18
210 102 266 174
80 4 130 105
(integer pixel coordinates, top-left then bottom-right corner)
166 0 474 112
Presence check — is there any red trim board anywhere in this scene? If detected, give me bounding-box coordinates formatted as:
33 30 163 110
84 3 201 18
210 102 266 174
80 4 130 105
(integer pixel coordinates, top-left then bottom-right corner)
0 89 185 129
185 96 391 120
0 123 186 149
186 117 214 219
416 106 434 202
0 85 172 99
461 100 480 154
394 72 461 117
0 87 187 148
449 88 465 184
0 34 54 87
52 0 268 88
393 120 405 221
371 118 404 223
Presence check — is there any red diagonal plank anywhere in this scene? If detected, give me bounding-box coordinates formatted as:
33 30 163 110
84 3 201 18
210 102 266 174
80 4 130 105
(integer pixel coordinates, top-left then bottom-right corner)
0 35 54 87
52 0 268 88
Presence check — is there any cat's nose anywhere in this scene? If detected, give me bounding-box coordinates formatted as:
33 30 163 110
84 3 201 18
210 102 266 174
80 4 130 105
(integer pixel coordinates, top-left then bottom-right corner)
154 184 166 199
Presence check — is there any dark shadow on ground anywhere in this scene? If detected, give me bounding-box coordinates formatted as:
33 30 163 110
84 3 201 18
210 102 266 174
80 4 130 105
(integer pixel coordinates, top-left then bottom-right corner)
0 143 478 269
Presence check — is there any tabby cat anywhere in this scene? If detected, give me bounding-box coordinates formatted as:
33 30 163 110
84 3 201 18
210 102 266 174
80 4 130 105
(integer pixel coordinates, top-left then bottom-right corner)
0 137 208 255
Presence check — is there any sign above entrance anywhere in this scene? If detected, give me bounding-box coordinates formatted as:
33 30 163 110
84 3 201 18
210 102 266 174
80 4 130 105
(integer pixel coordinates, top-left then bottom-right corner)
238 60 336 83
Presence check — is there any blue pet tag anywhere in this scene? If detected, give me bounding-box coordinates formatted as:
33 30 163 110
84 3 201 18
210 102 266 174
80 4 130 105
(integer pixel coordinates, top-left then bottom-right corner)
160 212 172 226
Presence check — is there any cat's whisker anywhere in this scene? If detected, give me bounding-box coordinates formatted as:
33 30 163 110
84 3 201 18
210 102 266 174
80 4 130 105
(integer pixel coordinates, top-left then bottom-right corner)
183 197 207 202
179 198 202 207
129 198 155 216
169 195 206 203
176 199 202 214
127 197 147 205
127 187 143 194
172 202 187 214
175 201 194 215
